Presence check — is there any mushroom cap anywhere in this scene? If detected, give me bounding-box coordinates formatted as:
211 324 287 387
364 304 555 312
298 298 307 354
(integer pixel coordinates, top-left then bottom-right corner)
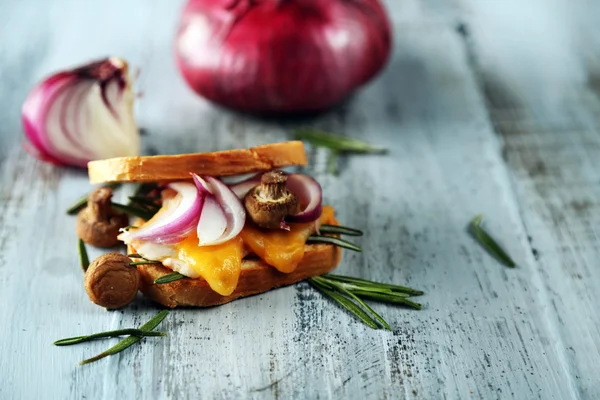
76 209 129 247
244 185 299 229
84 253 139 309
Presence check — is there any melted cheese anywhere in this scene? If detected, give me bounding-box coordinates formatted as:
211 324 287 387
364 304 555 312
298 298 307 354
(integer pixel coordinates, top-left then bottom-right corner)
240 205 335 273
127 205 337 296
175 235 243 296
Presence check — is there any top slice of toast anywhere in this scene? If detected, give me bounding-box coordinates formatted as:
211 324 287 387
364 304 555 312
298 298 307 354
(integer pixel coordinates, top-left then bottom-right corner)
88 141 307 184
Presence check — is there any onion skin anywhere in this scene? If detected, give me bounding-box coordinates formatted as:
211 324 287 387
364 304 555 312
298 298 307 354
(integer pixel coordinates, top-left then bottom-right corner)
175 0 392 114
21 57 140 168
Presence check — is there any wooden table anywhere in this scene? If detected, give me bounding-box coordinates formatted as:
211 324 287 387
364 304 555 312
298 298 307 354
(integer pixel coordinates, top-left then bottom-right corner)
2 1 599 398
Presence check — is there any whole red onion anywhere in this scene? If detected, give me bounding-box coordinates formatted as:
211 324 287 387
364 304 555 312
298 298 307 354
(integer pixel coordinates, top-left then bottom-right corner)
175 0 392 113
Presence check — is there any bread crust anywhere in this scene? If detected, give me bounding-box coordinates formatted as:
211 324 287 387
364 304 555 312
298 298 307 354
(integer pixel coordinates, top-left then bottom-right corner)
136 243 341 307
88 141 307 184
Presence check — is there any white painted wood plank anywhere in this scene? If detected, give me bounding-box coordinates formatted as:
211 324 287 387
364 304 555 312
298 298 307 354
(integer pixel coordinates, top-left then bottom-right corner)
460 1 600 396
1 0 598 399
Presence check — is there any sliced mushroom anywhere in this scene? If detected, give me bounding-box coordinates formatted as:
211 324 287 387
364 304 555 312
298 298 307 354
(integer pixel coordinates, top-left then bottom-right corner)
76 187 129 247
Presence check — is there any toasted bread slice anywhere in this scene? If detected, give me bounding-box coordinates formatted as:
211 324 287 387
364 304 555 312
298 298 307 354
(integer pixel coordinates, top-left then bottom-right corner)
135 244 341 307
88 141 307 184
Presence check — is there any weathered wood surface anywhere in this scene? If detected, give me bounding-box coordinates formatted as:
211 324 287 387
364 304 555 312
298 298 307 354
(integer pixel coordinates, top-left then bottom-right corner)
1 0 599 398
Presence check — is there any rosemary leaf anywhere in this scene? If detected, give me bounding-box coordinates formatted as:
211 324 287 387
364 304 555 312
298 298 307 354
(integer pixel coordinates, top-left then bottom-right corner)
127 253 142 258
470 215 516 268
319 224 363 236
130 260 162 266
295 129 388 154
308 278 379 329
122 225 139 231
54 329 167 346
78 239 90 273
331 281 409 297
307 235 362 252
313 277 391 330
79 310 169 365
66 183 121 215
111 202 155 221
154 273 187 285
324 274 424 296
349 291 422 310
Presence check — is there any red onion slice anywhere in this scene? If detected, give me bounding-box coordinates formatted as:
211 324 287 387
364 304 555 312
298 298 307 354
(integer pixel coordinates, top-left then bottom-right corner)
285 174 323 223
228 171 323 224
192 173 246 246
128 182 202 244
228 172 263 198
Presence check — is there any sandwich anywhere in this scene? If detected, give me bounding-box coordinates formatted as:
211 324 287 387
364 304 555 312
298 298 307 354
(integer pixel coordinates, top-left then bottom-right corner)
86 141 347 308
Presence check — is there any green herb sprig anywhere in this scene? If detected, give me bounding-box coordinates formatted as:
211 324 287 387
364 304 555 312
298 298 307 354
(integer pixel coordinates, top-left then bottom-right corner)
78 239 90 273
78 310 169 365
307 224 363 251
66 183 121 215
307 235 362 252
154 272 187 285
294 129 388 175
54 329 167 346
307 274 423 330
128 254 162 266
469 215 516 267
111 202 156 221
130 260 162 266
318 224 363 236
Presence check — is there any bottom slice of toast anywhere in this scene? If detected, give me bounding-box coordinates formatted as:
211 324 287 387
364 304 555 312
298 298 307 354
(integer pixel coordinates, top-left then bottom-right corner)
135 243 341 307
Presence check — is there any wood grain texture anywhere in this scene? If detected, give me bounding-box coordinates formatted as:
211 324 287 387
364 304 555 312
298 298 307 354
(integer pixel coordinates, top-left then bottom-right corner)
1 0 599 399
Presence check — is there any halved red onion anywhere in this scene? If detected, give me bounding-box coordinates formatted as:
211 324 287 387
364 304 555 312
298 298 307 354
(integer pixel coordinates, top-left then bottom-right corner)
285 174 323 223
192 173 246 246
22 57 140 168
127 182 202 244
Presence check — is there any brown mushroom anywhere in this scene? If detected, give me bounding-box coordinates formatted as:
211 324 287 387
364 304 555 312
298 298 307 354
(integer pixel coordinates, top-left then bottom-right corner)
76 187 129 247
244 170 299 229
84 253 140 309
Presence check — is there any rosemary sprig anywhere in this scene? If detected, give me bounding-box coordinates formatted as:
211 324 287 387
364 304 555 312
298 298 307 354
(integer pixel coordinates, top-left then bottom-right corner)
79 310 169 365
127 254 162 266
54 329 167 346
324 274 424 296
154 273 187 285
348 290 422 310
66 183 121 215
295 129 387 175
307 274 424 330
470 215 516 268
307 235 362 252
308 278 379 329
111 202 156 221
319 224 363 236
295 129 388 154
130 260 162 266
312 276 391 330
78 239 90 273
